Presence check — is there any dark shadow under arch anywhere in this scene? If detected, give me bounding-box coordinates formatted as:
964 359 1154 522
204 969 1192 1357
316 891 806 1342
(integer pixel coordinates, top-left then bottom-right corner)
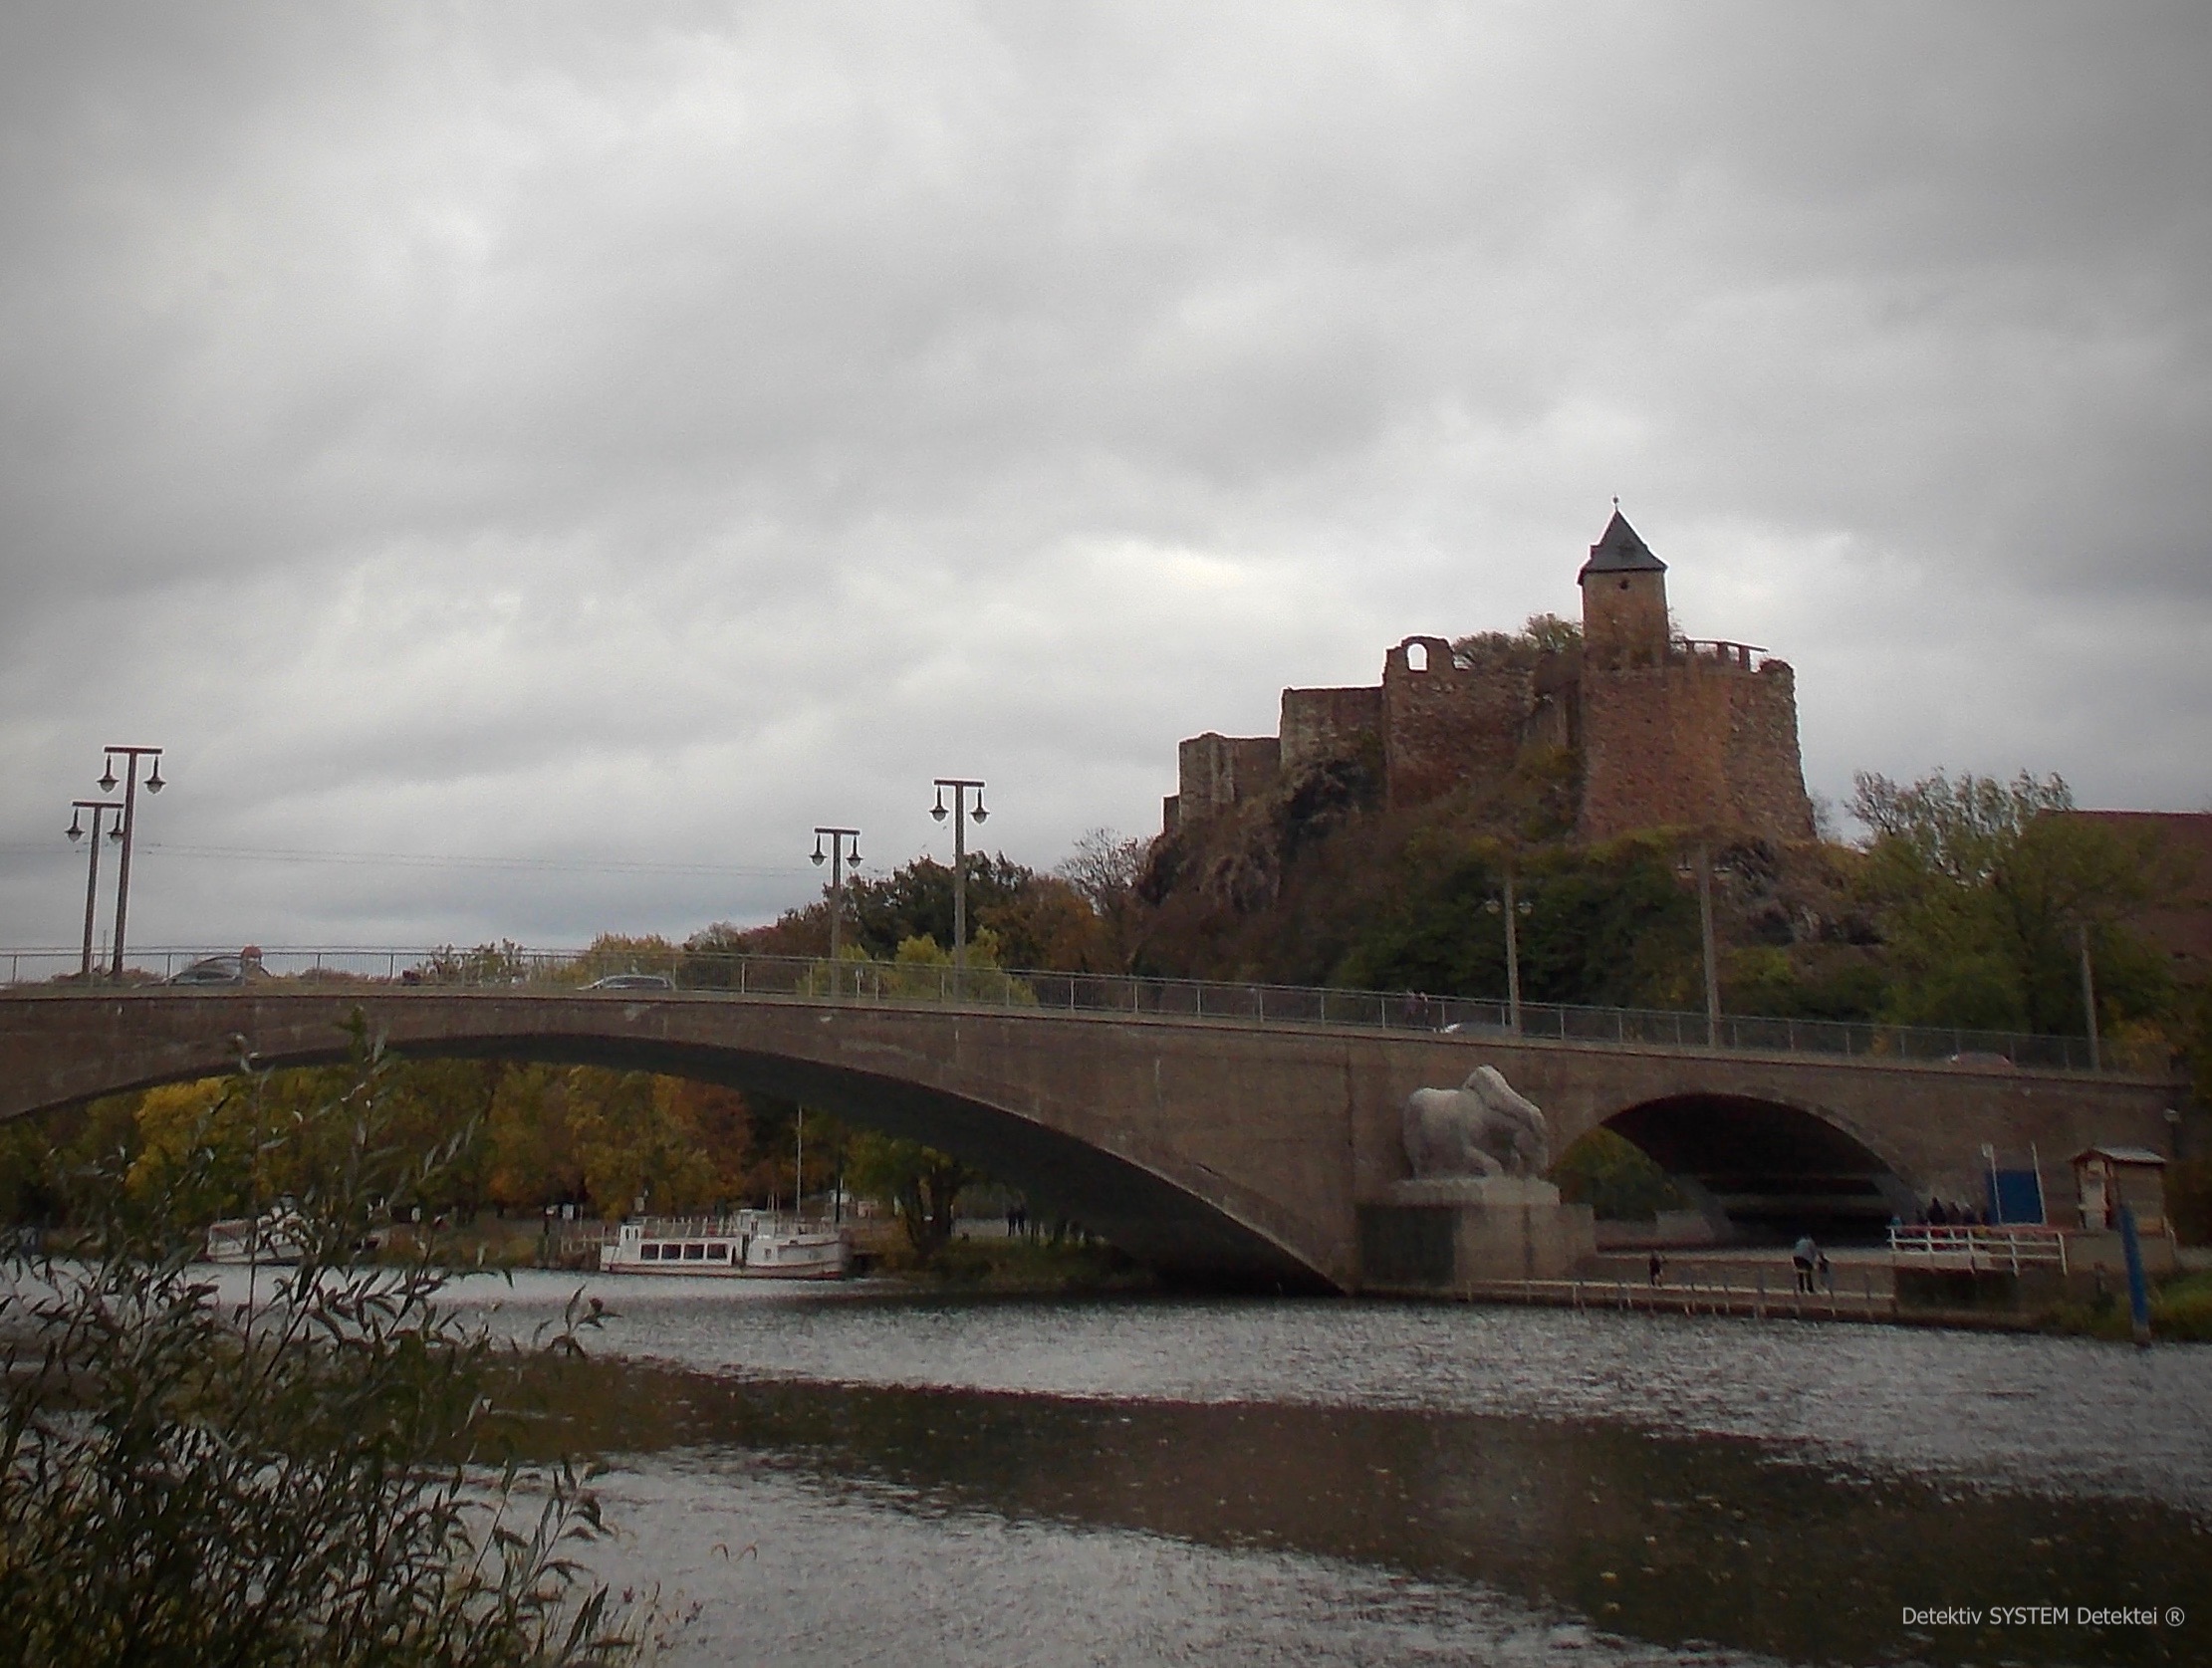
1602 1092 1918 1245
59 1021 1335 1293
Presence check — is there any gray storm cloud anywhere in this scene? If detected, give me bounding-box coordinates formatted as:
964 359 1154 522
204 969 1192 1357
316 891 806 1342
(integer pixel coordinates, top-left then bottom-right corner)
2 2 2207 950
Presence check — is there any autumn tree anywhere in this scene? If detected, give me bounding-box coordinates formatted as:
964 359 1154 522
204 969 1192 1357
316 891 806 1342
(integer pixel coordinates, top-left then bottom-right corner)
572 933 682 983
563 1070 753 1219
1055 828 1153 971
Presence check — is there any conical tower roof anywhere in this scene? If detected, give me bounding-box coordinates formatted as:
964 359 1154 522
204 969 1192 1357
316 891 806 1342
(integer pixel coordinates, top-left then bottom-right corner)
1579 509 1665 580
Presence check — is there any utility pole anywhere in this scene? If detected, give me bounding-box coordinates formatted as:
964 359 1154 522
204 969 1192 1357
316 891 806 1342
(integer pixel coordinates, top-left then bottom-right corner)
98 746 165 979
930 778 988 997
66 800 123 981
1694 841 1720 1042
2078 921 2100 1072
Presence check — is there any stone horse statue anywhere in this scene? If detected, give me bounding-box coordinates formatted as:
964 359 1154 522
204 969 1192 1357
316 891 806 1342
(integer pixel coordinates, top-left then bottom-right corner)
1402 1066 1551 1180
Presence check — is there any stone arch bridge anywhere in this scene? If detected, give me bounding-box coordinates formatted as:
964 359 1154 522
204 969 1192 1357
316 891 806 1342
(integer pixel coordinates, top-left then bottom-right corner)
0 988 2182 1292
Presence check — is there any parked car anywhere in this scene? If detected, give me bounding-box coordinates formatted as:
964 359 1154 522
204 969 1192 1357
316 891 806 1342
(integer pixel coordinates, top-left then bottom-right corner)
167 953 267 987
581 973 675 992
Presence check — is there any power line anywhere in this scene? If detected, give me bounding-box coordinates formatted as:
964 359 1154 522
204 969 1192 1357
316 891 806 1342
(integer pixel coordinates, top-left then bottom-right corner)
1 840 809 879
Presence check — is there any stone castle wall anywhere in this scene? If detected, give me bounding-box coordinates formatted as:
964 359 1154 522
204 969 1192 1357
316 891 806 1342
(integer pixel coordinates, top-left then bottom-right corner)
1578 649 1814 844
1722 661 1818 842
1168 732 1281 832
1280 685 1383 779
1522 648 1582 753
1379 636 1531 810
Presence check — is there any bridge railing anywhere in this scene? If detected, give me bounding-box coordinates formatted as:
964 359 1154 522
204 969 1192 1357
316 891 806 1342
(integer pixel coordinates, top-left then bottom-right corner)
0 943 2167 1076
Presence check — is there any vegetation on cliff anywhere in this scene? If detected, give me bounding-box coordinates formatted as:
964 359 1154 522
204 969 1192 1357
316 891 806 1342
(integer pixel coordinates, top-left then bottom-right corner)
1139 760 2184 1047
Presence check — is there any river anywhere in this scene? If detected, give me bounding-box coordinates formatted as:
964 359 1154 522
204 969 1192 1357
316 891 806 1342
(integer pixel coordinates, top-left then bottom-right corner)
375 1273 2212 1662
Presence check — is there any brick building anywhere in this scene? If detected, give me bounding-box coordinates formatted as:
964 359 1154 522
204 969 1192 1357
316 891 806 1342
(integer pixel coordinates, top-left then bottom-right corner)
2063 811 2212 980
1160 510 1818 845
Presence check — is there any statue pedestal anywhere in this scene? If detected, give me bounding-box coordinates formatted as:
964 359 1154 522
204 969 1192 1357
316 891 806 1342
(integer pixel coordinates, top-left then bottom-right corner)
1358 1176 1596 1293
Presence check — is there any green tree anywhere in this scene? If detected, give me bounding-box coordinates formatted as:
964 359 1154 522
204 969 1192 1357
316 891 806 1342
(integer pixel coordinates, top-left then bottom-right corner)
844 854 1036 961
1551 1127 1686 1221
845 1131 975 1262
1332 837 1700 1010
1850 770 2171 1034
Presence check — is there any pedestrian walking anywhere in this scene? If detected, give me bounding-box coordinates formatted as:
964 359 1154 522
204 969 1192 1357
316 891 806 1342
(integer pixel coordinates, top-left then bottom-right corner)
1792 1233 1817 1294
1647 1250 1665 1288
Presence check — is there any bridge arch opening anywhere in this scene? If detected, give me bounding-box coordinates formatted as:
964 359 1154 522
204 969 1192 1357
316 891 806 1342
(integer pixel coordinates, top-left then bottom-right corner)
4 1011 1336 1293
1599 1092 1917 1246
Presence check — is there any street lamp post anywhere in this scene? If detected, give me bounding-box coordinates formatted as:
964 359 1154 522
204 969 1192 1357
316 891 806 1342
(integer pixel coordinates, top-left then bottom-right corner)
1483 868 1534 1033
98 745 164 980
812 826 862 993
66 800 123 981
930 778 988 996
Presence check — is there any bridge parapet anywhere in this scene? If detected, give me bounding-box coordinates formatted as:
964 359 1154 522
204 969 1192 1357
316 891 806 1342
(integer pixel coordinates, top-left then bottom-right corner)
0 944 2169 1079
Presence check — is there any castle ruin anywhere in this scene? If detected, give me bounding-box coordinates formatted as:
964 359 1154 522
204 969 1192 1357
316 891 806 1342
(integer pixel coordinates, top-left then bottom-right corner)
1160 511 1817 845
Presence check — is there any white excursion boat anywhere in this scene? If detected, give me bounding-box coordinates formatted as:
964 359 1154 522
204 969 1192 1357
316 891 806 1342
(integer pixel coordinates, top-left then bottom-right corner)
600 1212 852 1280
602 1112 853 1279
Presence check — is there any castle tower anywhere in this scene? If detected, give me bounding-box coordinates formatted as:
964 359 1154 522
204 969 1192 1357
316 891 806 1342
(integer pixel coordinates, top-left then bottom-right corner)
1579 509 1670 667
1573 510 1818 845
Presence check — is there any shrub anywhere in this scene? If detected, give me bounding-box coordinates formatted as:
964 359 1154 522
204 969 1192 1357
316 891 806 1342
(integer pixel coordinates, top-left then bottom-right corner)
0 1021 634 1666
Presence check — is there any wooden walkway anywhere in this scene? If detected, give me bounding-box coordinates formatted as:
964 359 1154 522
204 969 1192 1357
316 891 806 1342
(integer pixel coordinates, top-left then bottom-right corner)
1364 1271 2053 1331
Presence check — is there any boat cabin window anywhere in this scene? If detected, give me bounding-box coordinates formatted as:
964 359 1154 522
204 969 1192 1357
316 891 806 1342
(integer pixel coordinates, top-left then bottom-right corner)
683 1243 705 1261
640 1244 661 1261
708 1243 731 1260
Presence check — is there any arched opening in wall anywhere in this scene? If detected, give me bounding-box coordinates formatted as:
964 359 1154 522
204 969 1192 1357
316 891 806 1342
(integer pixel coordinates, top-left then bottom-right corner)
1598 1094 1916 1247
1403 639 1430 672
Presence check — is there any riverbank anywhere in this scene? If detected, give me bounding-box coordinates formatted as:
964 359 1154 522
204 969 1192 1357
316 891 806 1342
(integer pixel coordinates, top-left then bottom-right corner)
365 1215 1155 1295
844 1225 1158 1294
1381 1264 2212 1342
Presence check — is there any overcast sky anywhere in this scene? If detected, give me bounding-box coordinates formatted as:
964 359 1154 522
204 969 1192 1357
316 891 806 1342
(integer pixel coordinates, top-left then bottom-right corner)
3 2 2208 959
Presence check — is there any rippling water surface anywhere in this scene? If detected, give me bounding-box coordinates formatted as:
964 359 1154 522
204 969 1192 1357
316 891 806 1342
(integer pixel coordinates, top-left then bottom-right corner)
221 1268 2212 1664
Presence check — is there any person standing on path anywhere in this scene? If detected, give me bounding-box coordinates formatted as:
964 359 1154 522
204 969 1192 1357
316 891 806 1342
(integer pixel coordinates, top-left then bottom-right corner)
1792 1234 1817 1294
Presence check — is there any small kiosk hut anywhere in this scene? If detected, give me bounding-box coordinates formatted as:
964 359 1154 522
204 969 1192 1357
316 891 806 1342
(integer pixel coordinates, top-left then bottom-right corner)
2071 1145 2169 1235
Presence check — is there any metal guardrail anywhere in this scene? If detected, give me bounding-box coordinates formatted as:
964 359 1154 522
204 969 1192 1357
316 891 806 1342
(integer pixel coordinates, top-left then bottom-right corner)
0 943 2166 1076
1887 1224 2072 1275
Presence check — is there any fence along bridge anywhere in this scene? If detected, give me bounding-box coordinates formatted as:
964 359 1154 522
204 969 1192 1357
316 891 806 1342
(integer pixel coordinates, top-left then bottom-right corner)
0 948 2183 1292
